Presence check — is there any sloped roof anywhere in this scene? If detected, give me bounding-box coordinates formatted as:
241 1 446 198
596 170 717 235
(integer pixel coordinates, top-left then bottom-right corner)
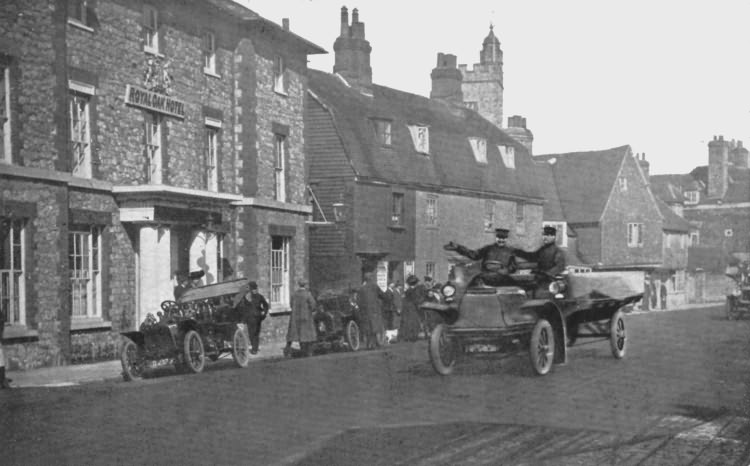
307 69 542 202
533 146 630 223
659 165 750 205
531 161 565 221
656 198 691 232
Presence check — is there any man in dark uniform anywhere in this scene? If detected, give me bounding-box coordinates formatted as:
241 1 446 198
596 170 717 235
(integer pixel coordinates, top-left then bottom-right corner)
513 225 566 296
445 228 517 286
238 281 269 355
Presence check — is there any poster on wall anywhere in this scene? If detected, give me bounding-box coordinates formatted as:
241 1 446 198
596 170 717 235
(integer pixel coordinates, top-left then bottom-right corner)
376 261 388 291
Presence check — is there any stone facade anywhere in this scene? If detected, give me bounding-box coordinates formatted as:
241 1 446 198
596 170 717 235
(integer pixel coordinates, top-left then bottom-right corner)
0 0 322 369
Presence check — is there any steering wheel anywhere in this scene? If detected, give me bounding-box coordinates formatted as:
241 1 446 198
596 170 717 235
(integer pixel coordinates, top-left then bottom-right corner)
161 300 178 312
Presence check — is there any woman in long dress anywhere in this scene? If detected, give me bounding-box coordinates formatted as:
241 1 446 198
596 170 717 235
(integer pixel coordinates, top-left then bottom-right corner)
398 275 425 342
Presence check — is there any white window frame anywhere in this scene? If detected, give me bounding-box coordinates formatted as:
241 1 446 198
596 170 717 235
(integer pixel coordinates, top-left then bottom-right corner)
685 191 699 205
627 222 644 247
205 125 219 192
619 177 627 191
273 55 286 94
1 65 11 164
391 192 404 226
69 227 102 319
689 231 700 246
145 113 162 184
203 31 217 75
543 221 568 248
143 5 159 54
408 125 430 154
515 203 525 234
425 262 436 280
270 236 290 308
1 218 26 326
425 197 438 226
274 134 286 202
465 101 478 111
498 145 515 169
469 137 487 164
483 200 495 231
67 0 92 30
69 81 94 178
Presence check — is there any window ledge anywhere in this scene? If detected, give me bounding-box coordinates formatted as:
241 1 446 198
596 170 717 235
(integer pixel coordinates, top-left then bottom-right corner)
203 68 221 79
3 325 38 340
269 307 291 317
144 48 164 58
273 89 289 97
71 318 112 331
67 19 94 33
388 224 406 231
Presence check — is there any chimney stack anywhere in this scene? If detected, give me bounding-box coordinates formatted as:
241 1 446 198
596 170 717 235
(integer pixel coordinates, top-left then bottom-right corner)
708 135 730 199
282 18 289 31
333 6 372 90
430 53 463 105
504 115 534 155
637 152 650 180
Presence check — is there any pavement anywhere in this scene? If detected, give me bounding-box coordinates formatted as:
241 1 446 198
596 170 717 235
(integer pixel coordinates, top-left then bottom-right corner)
6 300 724 389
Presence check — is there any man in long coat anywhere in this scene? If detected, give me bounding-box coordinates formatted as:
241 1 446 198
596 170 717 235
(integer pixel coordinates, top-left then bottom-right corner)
285 280 317 357
357 272 387 349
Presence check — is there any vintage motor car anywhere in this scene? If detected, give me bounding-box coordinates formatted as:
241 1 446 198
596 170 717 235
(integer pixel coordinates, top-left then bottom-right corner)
312 289 362 352
120 278 252 381
421 253 642 376
725 264 750 320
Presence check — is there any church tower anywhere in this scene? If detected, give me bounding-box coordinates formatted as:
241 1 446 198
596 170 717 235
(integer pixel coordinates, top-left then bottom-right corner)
459 25 504 128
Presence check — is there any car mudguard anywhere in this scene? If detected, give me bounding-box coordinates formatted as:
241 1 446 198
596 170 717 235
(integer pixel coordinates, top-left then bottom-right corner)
120 331 145 347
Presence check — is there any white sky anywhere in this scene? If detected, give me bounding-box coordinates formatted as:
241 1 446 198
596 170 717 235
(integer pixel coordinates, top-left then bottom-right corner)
238 0 750 175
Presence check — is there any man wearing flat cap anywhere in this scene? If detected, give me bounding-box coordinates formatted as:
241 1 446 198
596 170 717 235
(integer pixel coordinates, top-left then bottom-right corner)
444 228 517 286
514 226 566 295
238 281 269 354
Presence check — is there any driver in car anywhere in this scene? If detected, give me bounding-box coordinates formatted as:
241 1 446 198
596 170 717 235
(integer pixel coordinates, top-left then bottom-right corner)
445 228 517 286
513 225 566 296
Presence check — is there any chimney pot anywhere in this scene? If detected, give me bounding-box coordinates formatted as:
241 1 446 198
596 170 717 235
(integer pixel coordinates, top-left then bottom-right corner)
282 18 289 31
352 8 359 23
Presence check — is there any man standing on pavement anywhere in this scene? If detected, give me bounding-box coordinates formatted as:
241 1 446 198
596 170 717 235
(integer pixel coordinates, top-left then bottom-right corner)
0 300 11 388
239 281 269 355
357 272 387 349
285 279 317 357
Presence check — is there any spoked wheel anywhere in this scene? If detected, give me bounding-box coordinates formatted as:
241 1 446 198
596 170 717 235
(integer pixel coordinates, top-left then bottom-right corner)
232 327 250 368
182 330 205 374
429 324 457 376
610 310 627 359
120 339 144 381
529 319 555 376
345 320 361 352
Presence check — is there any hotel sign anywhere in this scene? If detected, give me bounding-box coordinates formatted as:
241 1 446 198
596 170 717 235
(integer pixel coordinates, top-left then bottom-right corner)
124 85 186 119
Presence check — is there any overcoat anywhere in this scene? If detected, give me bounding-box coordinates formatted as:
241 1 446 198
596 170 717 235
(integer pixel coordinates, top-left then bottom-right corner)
357 281 386 338
287 287 317 343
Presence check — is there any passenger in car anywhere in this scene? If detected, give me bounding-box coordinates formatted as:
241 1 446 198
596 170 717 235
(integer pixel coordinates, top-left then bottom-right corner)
444 228 517 286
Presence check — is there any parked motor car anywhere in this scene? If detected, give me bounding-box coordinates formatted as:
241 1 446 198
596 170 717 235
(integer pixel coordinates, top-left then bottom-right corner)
421 249 642 376
119 278 252 381
725 264 750 320
312 288 362 352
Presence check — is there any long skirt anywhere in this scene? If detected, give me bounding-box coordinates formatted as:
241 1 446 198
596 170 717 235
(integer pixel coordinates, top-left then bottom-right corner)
398 300 421 342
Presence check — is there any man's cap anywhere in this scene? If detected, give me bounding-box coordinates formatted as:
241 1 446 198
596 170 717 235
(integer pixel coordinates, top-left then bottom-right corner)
298 279 307 287
406 275 419 286
424 276 433 282
543 225 557 236
188 270 205 280
248 281 258 290
494 228 509 239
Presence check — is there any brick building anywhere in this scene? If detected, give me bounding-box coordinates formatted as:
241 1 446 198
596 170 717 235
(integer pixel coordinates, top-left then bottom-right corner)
0 0 324 369
306 8 543 293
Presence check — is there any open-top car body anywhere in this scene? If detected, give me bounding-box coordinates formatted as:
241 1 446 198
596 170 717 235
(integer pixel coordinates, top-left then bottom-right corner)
725 266 750 320
421 257 642 376
120 278 252 381
312 288 362 352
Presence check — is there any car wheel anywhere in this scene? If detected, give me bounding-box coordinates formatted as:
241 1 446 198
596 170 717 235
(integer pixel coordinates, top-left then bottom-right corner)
183 330 205 374
610 310 627 359
120 339 143 381
529 319 555 376
345 320 361 352
232 327 250 368
429 324 457 376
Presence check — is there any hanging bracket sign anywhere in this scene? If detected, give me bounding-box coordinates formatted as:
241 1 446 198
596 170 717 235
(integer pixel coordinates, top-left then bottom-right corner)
124 84 186 119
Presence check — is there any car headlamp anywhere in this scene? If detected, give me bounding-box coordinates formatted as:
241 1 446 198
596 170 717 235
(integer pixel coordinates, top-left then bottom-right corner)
442 284 456 298
548 280 567 295
732 288 742 297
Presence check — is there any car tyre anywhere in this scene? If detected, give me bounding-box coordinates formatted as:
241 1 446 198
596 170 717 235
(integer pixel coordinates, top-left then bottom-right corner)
529 319 554 376
610 310 627 359
345 320 361 352
232 326 250 368
429 324 457 376
120 339 143 381
183 330 205 374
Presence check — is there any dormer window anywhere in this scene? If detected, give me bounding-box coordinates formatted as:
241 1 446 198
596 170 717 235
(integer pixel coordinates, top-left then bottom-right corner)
408 124 429 154
372 119 392 146
468 137 487 164
685 191 699 205
498 145 515 169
